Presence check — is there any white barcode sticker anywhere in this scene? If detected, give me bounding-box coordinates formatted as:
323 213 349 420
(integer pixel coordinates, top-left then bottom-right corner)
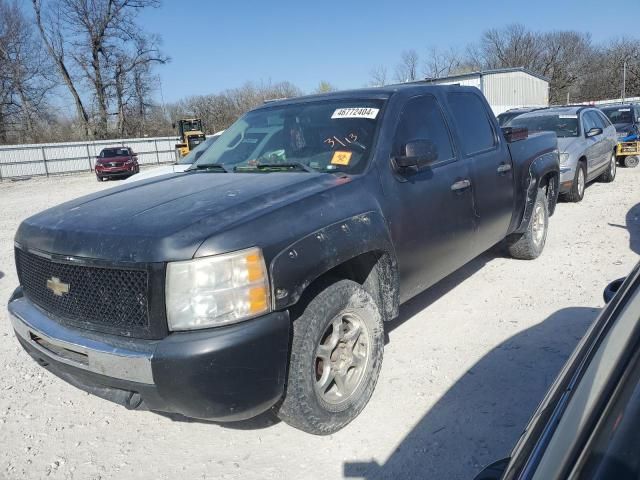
559 115 577 119
331 107 379 119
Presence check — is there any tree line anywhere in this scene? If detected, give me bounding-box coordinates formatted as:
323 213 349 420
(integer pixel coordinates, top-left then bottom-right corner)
375 24 640 105
1 6 639 146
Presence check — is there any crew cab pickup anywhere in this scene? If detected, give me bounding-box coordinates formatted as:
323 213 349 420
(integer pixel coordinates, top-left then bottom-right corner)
8 85 559 435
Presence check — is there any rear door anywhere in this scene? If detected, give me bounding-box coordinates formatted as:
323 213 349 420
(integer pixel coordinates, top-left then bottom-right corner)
446 91 515 251
582 110 607 177
383 94 476 301
588 110 611 170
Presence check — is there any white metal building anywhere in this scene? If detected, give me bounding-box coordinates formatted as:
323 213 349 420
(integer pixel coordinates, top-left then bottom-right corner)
425 67 550 116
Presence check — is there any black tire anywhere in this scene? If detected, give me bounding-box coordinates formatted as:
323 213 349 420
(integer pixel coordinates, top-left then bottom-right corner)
96 175 103 182
624 155 639 168
564 162 586 202
277 279 384 435
507 187 549 260
599 152 617 182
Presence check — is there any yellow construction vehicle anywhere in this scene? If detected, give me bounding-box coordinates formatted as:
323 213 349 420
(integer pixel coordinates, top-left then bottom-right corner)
174 118 206 157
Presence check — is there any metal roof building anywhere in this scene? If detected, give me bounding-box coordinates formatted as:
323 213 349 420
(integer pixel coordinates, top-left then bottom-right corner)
425 67 550 115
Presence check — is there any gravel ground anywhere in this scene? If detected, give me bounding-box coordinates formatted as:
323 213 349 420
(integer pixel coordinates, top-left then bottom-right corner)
1 167 639 480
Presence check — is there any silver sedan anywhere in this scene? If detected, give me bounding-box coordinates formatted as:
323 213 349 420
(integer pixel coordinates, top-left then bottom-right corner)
506 106 618 202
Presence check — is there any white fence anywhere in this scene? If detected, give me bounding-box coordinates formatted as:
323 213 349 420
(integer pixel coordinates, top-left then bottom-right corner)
0 136 179 180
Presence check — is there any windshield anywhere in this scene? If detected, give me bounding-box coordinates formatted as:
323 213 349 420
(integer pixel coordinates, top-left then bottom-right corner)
177 136 217 165
507 113 579 138
101 148 129 157
193 99 384 174
601 107 634 125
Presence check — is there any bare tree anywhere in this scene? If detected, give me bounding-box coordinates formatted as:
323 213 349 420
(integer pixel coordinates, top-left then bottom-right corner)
33 0 90 138
423 46 464 79
394 49 419 83
368 64 388 86
0 1 54 143
315 80 337 93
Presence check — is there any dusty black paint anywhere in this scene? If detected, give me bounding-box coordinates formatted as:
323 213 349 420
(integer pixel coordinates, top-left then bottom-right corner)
10 84 559 422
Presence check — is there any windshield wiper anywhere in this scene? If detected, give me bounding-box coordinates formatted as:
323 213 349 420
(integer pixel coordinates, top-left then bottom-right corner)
234 162 315 173
190 163 229 173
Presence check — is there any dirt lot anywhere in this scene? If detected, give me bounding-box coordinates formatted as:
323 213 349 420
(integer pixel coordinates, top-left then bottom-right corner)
1 167 639 480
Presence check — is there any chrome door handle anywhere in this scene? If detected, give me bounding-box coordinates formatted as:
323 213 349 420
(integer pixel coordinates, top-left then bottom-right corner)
451 179 471 191
497 163 512 174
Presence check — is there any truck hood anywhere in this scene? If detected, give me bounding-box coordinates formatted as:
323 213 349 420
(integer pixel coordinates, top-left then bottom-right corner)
123 164 190 184
16 171 344 263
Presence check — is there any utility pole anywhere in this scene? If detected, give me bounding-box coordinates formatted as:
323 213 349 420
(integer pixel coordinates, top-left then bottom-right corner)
622 60 627 103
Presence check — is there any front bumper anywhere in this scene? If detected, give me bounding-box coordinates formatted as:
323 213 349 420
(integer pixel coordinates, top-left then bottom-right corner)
95 165 136 177
559 166 575 193
9 288 290 422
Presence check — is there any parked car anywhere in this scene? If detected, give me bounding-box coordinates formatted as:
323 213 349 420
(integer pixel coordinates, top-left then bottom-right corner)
599 104 640 168
497 107 538 126
124 131 224 184
506 106 617 202
474 261 640 480
8 84 559 435
95 147 139 181
599 103 640 142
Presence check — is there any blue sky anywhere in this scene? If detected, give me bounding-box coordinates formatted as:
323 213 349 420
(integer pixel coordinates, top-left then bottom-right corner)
140 0 634 102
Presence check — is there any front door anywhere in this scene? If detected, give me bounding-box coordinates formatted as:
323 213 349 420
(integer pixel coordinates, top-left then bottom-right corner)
381 94 476 302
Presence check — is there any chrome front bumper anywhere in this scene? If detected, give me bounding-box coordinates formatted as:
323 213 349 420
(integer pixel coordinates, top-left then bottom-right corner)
9 296 155 384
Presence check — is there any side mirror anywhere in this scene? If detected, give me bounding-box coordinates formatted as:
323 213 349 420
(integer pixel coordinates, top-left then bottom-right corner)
603 277 625 303
393 140 438 170
586 127 603 138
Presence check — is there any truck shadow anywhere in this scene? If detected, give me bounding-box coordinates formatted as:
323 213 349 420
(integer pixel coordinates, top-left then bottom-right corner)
344 306 598 480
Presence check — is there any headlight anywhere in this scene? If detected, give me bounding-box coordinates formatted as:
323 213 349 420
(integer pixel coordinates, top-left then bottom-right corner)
166 247 270 330
559 153 570 166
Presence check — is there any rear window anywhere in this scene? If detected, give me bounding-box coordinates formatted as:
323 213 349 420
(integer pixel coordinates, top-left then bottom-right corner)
447 93 496 155
101 148 129 157
602 107 633 125
508 113 579 138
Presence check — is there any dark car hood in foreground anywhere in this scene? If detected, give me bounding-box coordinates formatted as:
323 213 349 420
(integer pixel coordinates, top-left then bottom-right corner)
16 171 343 262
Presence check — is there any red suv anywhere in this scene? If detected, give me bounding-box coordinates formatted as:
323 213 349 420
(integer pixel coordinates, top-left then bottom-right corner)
95 147 140 181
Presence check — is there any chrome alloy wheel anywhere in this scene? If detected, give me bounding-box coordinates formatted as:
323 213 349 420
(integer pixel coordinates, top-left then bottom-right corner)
314 312 370 406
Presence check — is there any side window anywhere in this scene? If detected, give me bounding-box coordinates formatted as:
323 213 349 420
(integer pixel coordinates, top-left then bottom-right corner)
587 111 605 130
394 95 454 163
582 112 597 134
447 92 496 155
596 111 611 127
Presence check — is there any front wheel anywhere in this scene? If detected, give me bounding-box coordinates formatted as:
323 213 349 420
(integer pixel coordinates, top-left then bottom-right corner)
599 153 617 182
506 187 549 260
277 279 384 435
564 163 586 203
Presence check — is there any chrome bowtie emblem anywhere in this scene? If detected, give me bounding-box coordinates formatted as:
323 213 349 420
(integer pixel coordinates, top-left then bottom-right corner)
46 277 70 296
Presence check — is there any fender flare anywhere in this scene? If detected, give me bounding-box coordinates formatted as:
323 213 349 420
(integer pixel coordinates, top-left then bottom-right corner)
516 151 560 233
269 211 398 320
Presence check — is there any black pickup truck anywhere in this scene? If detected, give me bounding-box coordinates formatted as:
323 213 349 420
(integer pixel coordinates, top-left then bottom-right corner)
8 85 559 435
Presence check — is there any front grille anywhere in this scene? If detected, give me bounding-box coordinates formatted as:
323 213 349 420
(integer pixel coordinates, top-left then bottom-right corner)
15 248 155 338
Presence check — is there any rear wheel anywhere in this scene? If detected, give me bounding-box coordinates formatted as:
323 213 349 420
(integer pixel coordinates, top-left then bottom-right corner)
624 155 639 168
564 162 586 202
599 152 617 182
506 187 549 260
277 279 384 435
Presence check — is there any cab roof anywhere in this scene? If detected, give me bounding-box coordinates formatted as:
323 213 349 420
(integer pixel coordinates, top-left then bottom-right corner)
254 83 478 110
